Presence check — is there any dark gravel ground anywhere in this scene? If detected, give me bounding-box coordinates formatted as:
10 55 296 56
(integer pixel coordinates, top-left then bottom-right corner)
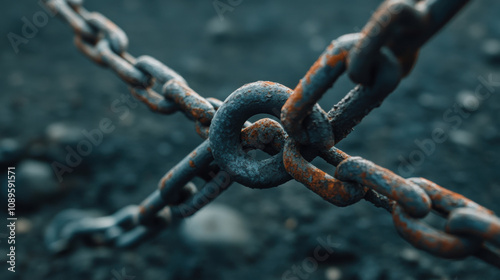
1 0 500 279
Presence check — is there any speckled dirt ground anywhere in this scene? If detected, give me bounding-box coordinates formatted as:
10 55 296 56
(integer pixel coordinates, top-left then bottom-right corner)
1 0 500 279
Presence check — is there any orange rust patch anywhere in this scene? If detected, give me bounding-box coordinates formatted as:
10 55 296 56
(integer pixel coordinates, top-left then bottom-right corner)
327 42 335 52
416 178 493 214
394 205 466 255
159 172 174 190
261 81 275 87
195 124 202 136
381 171 392 182
359 171 368 185
305 59 323 84
391 189 399 201
485 220 500 239
392 208 408 230
325 50 348 68
189 160 196 168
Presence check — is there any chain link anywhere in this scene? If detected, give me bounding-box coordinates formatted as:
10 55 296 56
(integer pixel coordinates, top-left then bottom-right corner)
42 0 500 268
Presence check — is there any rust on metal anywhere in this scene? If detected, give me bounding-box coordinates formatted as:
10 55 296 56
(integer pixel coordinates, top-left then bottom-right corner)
408 177 493 215
44 0 500 268
336 157 431 218
392 204 481 259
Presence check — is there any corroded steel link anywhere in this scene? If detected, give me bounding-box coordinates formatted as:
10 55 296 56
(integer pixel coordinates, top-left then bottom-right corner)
209 82 293 188
240 119 284 156
281 32 401 145
448 208 500 248
283 0 470 146
317 147 395 212
158 141 214 205
318 145 349 167
209 81 338 188
392 178 499 265
115 170 235 248
281 34 358 146
45 206 137 253
392 204 482 259
46 0 96 41
84 12 129 54
326 53 400 142
348 0 470 83
73 35 105 65
96 40 151 88
131 56 187 114
45 118 286 251
408 178 493 216
46 0 219 134
336 157 431 218
45 181 197 253
129 87 177 114
171 170 234 218
283 137 366 207
43 0 500 268
207 97 254 129
130 56 188 115
162 80 216 126
135 56 187 85
363 189 394 213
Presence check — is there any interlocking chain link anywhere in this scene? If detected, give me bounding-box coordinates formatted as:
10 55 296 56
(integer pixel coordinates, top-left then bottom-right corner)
42 0 500 268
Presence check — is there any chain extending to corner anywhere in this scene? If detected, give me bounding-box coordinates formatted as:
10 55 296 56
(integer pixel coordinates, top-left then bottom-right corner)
42 0 500 268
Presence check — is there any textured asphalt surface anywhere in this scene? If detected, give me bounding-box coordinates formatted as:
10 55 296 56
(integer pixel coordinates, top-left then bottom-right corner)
1 0 500 279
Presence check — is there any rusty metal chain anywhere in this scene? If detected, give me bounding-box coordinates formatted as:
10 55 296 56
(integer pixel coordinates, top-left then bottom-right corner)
42 0 500 268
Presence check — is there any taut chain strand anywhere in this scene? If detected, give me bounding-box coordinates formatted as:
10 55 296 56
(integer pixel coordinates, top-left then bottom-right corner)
42 0 500 268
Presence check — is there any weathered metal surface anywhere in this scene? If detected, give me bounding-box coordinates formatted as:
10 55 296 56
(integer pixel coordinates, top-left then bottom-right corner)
281 34 356 145
448 208 500 248
43 0 500 268
283 137 365 207
348 0 471 83
336 157 431 218
209 82 293 189
162 80 215 126
408 177 492 215
392 204 481 259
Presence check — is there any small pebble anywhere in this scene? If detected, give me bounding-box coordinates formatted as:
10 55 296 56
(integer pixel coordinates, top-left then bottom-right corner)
0 138 21 163
482 39 500 63
417 92 446 110
456 90 480 112
449 130 476 147
15 160 59 205
46 122 84 145
400 248 420 263
181 204 251 247
16 218 32 234
325 267 342 280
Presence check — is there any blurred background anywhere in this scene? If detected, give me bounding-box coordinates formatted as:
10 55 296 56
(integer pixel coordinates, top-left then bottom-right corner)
1 0 500 279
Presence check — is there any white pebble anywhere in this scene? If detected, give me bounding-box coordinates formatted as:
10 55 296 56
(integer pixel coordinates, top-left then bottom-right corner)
181 204 251 247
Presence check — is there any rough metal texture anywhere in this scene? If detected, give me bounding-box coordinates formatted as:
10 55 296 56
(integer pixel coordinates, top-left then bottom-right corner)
42 0 500 269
